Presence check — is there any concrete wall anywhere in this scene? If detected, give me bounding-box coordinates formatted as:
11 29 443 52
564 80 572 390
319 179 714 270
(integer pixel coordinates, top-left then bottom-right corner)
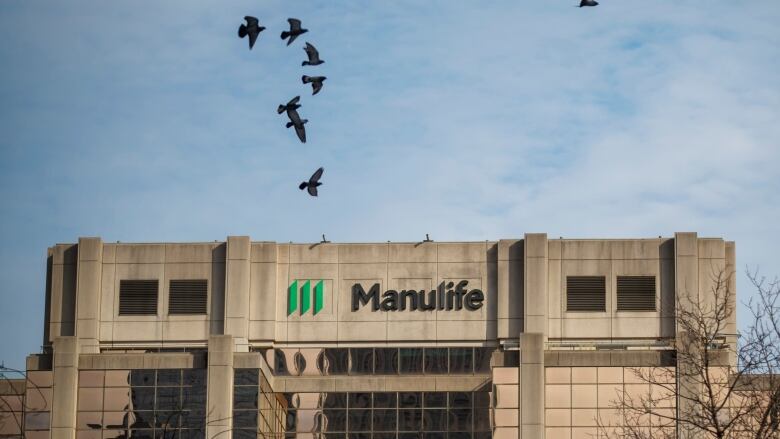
41 234 735 349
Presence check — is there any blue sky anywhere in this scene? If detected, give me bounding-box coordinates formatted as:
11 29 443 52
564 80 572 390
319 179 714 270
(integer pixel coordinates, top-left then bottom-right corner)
1 1 778 370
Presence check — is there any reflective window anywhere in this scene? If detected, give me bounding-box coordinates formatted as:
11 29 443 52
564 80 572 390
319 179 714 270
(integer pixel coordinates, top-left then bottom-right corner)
449 348 473 374
322 348 349 375
399 348 423 374
350 349 374 375
424 348 448 374
374 348 399 374
76 369 207 439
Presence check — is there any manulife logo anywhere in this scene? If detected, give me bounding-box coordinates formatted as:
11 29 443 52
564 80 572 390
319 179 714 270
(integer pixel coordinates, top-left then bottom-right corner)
288 280 324 316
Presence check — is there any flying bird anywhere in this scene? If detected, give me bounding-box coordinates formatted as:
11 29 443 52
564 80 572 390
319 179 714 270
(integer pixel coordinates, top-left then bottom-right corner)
302 75 327 95
302 42 324 66
238 16 265 49
579 0 598 6
277 96 307 143
299 167 324 196
281 18 308 46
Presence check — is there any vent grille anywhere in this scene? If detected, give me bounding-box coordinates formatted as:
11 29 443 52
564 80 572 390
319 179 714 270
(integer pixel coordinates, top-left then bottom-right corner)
168 279 208 315
119 280 159 316
617 276 656 311
567 276 606 312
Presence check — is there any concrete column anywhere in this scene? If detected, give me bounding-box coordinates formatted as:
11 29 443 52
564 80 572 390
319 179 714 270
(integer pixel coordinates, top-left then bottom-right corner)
48 244 78 343
51 336 79 439
224 236 251 352
75 237 103 354
207 335 234 439
524 234 548 337
519 333 544 438
674 232 699 439
725 241 737 368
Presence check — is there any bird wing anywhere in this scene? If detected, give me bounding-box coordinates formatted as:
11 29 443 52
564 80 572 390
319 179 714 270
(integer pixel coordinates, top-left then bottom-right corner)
312 81 323 95
307 185 318 196
248 31 259 48
287 96 300 106
295 123 307 143
304 42 319 60
299 182 308 190
310 167 324 183
244 16 259 27
288 18 302 31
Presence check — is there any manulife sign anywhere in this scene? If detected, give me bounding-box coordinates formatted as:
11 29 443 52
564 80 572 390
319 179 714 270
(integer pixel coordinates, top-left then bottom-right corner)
288 280 324 316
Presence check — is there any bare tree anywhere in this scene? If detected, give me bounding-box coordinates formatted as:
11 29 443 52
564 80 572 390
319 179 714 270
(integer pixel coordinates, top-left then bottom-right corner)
598 268 780 439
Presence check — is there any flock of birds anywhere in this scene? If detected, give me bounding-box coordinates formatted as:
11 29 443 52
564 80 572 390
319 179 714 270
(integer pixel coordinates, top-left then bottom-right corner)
238 16 326 197
237 3 598 197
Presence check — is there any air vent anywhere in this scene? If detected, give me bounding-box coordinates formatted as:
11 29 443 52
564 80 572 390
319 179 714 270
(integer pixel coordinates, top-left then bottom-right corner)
567 276 606 312
617 276 656 311
119 280 159 316
168 279 208 315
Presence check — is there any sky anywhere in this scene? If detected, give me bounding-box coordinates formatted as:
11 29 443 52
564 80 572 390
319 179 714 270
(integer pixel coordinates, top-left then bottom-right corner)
0 1 778 370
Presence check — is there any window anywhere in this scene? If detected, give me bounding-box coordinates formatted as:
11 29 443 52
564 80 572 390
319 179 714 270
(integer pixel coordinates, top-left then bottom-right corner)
566 276 606 312
168 279 208 315
119 280 159 315
617 275 656 311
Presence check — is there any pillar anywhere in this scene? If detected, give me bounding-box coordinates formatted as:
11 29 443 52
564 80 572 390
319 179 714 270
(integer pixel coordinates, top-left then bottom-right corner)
207 335 234 439
224 236 251 352
50 336 78 439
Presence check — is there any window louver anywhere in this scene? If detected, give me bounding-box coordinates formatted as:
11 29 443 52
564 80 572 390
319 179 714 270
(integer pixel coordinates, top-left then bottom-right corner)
567 276 606 312
119 280 159 315
168 279 208 315
617 276 656 311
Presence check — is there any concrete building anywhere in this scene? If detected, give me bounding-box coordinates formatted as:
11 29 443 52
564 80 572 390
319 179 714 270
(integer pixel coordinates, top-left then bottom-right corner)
0 233 738 438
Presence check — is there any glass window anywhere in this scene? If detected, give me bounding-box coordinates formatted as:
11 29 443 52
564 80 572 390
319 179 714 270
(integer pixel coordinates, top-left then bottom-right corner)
154 411 180 429
322 409 346 431
374 348 399 374
474 348 493 373
155 387 180 410
348 409 372 431
349 348 374 375
398 392 422 408
130 370 155 387
373 392 396 408
182 386 206 410
321 348 349 375
424 392 447 408
234 369 259 386
129 411 153 429
233 386 258 410
423 409 447 431
156 370 180 386
274 348 292 375
182 369 206 387
321 392 347 408
399 348 423 374
448 409 472 431
424 348 448 374
348 392 372 409
372 409 397 431
397 409 422 431
449 392 472 408
130 388 155 411
449 348 473 374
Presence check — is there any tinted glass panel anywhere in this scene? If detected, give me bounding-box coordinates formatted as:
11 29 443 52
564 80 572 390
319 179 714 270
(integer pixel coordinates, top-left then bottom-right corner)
156 370 180 386
474 348 493 373
448 409 472 431
397 409 422 431
423 409 447 430
350 349 374 375
348 409 372 431
274 348 291 375
372 409 397 431
349 392 372 409
131 388 155 410
374 348 398 374
424 348 448 374
449 348 473 374
131 370 156 387
322 393 347 408
182 369 206 387
449 392 472 408
399 349 423 374
323 348 349 374
424 392 447 408
155 387 180 410
233 386 258 410
232 410 258 428
373 392 396 408
322 409 346 431
234 369 259 386
398 392 422 408
182 387 205 409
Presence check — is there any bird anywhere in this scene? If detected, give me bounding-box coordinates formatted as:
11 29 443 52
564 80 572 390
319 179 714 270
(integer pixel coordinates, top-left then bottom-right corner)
579 0 598 6
281 18 308 46
299 167 324 196
302 42 324 66
277 96 307 143
302 75 327 95
238 16 265 49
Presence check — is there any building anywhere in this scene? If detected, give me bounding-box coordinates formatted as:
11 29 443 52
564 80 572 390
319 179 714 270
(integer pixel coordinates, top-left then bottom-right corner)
0 233 738 438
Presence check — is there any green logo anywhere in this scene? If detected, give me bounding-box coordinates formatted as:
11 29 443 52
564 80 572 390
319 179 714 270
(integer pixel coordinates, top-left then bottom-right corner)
288 280 324 316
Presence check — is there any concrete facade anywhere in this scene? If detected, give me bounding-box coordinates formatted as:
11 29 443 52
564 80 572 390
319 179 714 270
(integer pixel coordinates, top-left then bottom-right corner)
6 233 737 438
